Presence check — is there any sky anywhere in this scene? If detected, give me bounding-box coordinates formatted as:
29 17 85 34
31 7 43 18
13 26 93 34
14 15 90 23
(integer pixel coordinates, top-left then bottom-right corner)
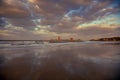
0 0 120 40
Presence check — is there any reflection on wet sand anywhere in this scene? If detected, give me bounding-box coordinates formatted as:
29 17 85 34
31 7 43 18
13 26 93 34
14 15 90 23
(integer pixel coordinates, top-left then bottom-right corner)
0 42 120 80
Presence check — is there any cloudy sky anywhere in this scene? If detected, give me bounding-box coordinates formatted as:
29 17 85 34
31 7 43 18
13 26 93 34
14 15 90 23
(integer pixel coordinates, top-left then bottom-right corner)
0 0 120 40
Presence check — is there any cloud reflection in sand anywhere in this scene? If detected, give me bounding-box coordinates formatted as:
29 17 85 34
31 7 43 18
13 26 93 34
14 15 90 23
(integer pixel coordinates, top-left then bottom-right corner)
0 42 120 80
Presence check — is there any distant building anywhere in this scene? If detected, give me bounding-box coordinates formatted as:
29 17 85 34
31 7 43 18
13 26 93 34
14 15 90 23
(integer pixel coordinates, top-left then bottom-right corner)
58 36 61 41
70 38 74 41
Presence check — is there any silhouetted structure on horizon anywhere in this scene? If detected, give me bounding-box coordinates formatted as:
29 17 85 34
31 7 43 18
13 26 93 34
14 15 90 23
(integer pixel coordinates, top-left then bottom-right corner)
70 38 74 42
57 36 61 41
90 37 120 41
0 36 83 43
49 36 82 43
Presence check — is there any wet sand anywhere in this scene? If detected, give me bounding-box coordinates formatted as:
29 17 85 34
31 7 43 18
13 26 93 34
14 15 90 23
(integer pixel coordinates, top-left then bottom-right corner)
0 42 120 80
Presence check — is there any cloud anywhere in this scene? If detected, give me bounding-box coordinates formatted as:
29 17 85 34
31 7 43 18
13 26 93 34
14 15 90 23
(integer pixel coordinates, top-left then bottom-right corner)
0 17 7 27
0 0 120 40
0 25 52 40
0 24 119 40
6 18 36 29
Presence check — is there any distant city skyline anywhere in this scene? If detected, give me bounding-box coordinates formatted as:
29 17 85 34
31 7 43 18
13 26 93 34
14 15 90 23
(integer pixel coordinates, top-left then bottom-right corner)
0 0 120 40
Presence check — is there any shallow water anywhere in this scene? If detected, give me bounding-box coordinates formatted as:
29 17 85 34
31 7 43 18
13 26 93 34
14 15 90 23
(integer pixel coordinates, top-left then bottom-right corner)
0 42 120 80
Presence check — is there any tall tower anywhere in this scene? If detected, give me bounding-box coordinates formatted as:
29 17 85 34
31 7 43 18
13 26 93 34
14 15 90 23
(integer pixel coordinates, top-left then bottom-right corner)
70 37 74 41
58 36 61 41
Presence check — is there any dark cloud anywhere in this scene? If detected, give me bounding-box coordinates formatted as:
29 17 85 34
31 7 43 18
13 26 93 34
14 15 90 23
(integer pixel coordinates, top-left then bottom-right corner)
0 0 114 18
0 17 8 27
6 18 36 29
0 6 29 18
0 0 120 40
0 0 4 6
